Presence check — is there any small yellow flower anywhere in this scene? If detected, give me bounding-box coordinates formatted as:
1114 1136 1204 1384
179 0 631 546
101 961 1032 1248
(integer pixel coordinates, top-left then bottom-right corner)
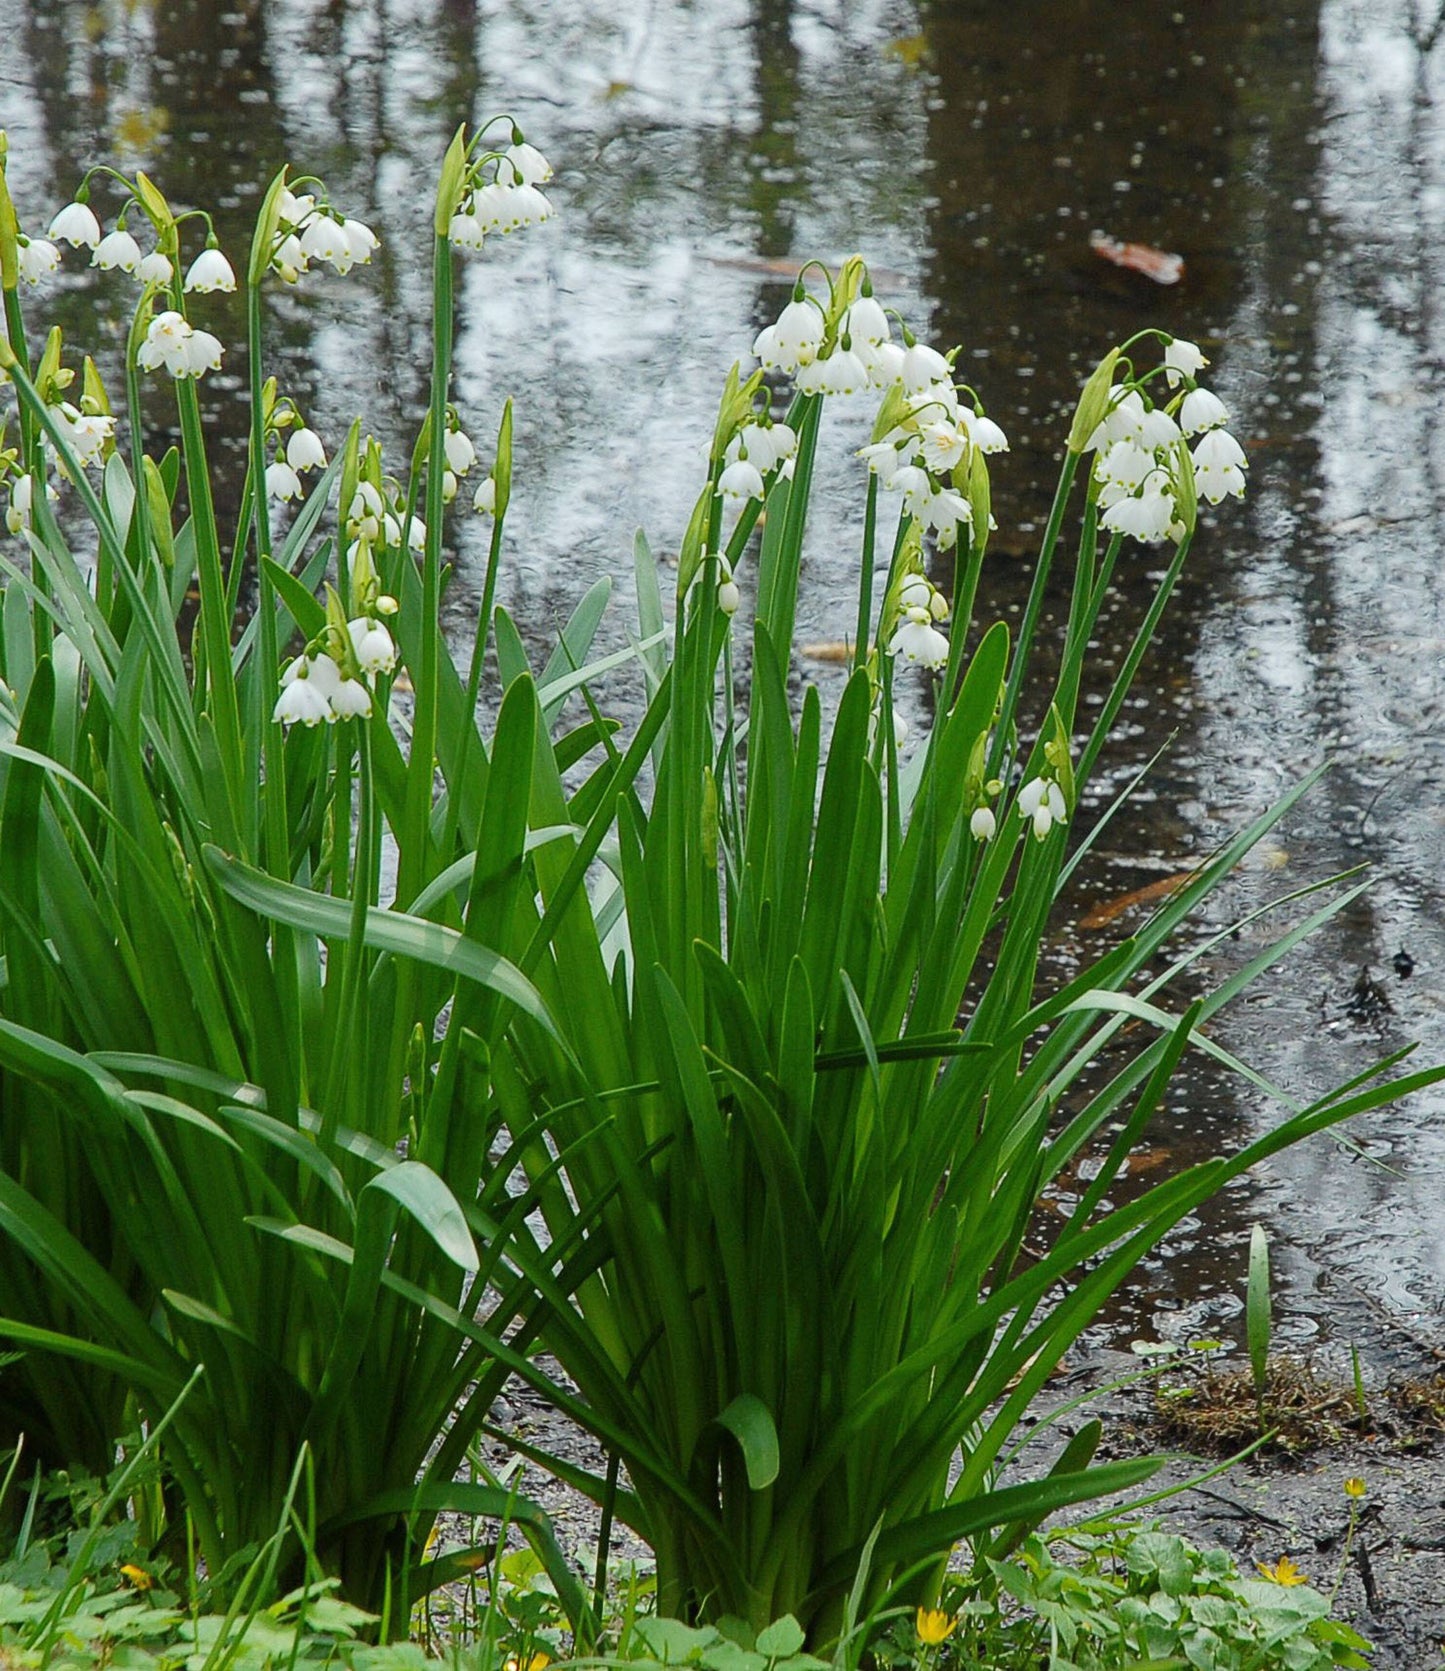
916 1607 957 1645
1256 1555 1308 1586
119 1563 153 1591
504 1656 550 1671
1344 1477 1367 1499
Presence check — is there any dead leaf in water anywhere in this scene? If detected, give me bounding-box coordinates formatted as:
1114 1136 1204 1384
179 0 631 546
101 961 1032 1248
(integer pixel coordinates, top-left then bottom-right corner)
1088 230 1185 286
799 641 854 663
1079 869 1199 929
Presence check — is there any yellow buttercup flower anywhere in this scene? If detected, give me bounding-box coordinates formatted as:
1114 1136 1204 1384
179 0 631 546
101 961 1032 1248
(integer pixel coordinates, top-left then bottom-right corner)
916 1607 956 1645
504 1656 550 1671
1256 1555 1307 1586
1344 1477 1367 1498
119 1563 153 1591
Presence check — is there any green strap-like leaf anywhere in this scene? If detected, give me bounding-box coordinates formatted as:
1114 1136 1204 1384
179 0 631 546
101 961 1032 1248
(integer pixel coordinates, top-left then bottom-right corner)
715 1393 781 1491
203 846 560 1040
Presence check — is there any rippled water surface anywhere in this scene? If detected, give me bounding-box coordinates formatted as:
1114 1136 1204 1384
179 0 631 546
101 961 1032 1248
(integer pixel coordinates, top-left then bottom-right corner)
4 0 1444 1369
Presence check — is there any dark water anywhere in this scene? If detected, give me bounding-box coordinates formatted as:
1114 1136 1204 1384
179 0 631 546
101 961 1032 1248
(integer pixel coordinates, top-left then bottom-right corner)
4 0 1445 1374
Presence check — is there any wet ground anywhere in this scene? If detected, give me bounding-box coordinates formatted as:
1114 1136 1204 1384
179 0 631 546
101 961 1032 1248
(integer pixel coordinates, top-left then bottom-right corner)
3 0 1444 1459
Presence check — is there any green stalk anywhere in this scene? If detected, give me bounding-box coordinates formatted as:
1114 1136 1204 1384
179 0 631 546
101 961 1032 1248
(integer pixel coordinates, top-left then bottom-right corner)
989 451 1079 776
1 286 35 465
173 371 246 838
246 276 291 880
322 724 374 1143
1075 530 1191 786
852 474 878 675
119 304 153 618
399 227 454 906
439 497 505 864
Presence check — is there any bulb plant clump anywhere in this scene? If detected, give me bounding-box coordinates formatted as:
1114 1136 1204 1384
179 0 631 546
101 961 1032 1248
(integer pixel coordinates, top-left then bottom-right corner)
0 111 1438 1662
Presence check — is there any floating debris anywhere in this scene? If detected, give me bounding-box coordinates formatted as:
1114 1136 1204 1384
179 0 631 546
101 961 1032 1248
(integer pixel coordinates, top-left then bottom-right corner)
1088 230 1185 285
1078 868 1199 929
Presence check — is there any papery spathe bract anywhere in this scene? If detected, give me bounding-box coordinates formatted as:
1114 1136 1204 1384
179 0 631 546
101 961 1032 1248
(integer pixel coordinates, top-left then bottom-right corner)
184 247 237 293
48 200 100 248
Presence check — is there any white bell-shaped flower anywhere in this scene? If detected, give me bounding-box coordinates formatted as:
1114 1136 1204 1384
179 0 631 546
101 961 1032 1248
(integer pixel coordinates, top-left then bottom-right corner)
17 237 61 284
286 427 327 472
505 141 553 186
842 293 890 348
970 805 997 842
93 228 142 272
900 341 952 393
183 329 224 378
773 297 824 369
266 460 303 502
49 201 101 248
718 458 765 501
1163 337 1209 389
136 250 173 285
818 345 870 396
348 616 397 677
1100 472 1177 544
329 675 373 720
967 412 1009 454
1179 387 1229 435
341 219 379 267
888 606 950 669
1192 428 1248 503
449 209 486 251
473 476 498 517
184 247 237 293
444 428 477 476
